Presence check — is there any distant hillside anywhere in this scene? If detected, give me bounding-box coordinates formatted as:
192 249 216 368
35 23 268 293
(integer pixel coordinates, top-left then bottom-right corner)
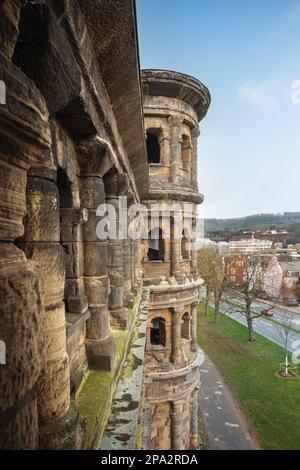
205 212 300 234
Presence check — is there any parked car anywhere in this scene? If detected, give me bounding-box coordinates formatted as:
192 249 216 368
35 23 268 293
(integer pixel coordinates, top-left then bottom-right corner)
287 300 299 307
262 309 274 317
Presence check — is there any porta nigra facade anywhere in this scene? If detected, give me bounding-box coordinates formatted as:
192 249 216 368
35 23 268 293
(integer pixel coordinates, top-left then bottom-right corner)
0 0 210 450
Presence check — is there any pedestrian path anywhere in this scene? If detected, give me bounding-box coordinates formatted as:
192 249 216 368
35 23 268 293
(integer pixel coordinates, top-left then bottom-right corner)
199 354 260 450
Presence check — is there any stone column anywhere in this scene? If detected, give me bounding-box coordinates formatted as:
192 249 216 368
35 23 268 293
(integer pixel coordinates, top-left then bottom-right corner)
191 126 200 189
159 128 170 166
81 175 116 369
20 173 70 425
171 216 182 279
171 402 182 450
171 307 183 364
0 48 55 448
190 388 199 449
191 217 198 276
131 239 140 292
106 196 127 329
105 173 130 330
191 302 198 352
60 208 88 315
123 237 134 308
168 115 183 183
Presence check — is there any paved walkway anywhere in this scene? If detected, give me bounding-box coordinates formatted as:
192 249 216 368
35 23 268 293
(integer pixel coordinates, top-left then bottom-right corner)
199 355 260 450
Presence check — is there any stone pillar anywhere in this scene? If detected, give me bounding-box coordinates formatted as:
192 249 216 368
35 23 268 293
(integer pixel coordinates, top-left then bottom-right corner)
123 237 133 308
191 217 198 276
171 307 183 364
20 174 70 424
191 302 198 352
107 196 128 329
159 128 170 166
81 175 116 369
0 49 52 449
104 173 130 329
190 388 199 449
131 239 140 291
171 402 182 450
171 222 181 278
191 127 200 189
168 115 183 183
60 208 88 314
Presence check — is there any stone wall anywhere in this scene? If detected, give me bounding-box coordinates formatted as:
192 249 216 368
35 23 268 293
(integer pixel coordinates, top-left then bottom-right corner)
0 0 147 450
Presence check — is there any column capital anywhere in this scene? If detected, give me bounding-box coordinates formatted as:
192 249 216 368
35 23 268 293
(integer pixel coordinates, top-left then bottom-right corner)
168 114 184 127
191 126 201 138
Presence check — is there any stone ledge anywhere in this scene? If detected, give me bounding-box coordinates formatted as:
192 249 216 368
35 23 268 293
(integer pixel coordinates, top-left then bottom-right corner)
144 347 204 382
100 289 149 450
75 288 144 449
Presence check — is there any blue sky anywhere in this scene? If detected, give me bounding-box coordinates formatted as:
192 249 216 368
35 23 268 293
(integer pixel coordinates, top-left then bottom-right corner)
136 0 300 218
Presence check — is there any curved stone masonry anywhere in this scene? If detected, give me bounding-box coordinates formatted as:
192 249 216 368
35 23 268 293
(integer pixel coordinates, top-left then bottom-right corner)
141 68 210 450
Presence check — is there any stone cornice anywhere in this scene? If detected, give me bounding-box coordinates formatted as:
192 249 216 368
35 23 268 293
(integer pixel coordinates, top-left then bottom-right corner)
141 69 211 122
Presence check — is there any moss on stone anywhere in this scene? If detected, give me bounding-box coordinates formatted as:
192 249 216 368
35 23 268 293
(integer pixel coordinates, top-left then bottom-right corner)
38 400 81 450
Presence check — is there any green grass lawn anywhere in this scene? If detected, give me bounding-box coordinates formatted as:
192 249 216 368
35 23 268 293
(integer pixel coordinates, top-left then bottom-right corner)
197 303 300 450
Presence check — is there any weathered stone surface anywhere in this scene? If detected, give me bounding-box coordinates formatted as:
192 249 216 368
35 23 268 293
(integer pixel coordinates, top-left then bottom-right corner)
85 336 116 370
19 243 65 305
0 244 45 449
86 307 110 341
13 2 82 116
0 0 27 59
23 177 60 242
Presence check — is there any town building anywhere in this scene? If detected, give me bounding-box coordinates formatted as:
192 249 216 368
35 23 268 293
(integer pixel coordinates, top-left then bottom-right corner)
221 236 273 254
0 0 210 450
224 255 248 285
264 256 300 303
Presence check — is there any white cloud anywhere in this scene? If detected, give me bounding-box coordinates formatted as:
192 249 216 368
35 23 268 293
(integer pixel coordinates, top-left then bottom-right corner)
238 80 283 109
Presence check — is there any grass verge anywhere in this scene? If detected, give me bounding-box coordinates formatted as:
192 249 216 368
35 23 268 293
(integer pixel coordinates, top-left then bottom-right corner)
197 303 300 450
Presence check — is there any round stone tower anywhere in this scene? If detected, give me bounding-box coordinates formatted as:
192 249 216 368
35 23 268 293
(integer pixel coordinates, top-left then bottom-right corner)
141 69 211 450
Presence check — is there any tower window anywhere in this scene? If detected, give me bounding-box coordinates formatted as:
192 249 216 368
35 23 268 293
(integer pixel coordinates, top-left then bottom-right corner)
148 228 164 261
146 132 160 164
181 313 190 339
151 317 166 346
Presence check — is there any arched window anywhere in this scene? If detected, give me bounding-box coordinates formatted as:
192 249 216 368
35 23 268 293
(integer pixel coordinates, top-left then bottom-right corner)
181 135 191 170
148 228 164 261
181 229 190 260
146 132 160 164
181 313 190 339
151 317 166 346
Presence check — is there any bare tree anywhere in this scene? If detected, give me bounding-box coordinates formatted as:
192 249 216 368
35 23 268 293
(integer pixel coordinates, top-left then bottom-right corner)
275 312 297 376
198 247 228 321
223 254 273 342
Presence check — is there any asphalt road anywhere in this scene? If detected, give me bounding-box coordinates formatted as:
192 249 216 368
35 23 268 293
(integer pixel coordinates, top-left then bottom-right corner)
220 300 300 354
199 355 259 450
